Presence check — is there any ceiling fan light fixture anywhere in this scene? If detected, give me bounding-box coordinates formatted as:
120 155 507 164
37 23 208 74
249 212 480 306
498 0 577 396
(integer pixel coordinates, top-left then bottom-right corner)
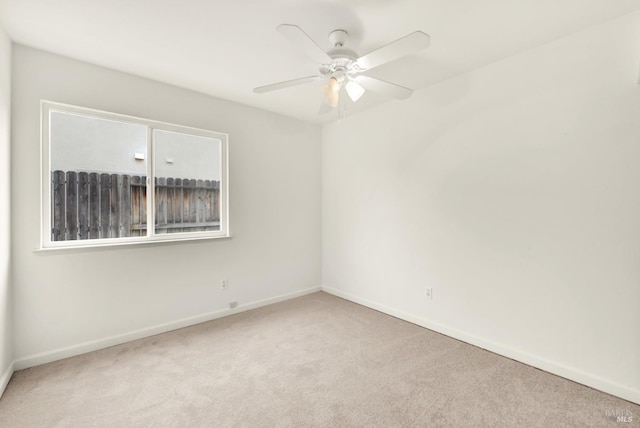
326 93 339 108
322 77 340 107
346 80 365 102
327 76 340 93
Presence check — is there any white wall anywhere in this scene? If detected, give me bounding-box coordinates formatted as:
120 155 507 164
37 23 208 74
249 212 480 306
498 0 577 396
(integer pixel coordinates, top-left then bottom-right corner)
50 111 148 176
323 12 640 404
0 24 13 393
50 111 222 180
11 45 321 365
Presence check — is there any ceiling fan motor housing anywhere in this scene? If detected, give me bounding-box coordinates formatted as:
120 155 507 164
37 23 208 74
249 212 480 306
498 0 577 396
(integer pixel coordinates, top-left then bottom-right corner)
321 30 363 79
328 29 348 48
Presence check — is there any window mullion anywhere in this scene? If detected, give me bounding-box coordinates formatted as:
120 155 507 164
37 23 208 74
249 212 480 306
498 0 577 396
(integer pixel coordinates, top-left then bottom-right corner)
146 127 155 237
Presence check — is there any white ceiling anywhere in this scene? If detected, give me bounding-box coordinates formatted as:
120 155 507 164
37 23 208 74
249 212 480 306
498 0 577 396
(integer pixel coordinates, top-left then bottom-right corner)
1 0 638 124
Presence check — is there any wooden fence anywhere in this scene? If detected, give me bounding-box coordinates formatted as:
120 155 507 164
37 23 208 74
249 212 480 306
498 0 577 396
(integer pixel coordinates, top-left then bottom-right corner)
51 170 220 241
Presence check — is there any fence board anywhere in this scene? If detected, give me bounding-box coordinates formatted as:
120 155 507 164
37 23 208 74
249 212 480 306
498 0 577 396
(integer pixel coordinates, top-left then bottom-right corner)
195 179 204 228
213 180 220 222
166 178 175 225
78 172 89 240
130 175 141 237
100 173 110 238
188 179 197 224
173 178 182 228
110 174 120 238
141 176 147 226
89 173 99 239
66 171 78 240
52 171 66 241
156 177 167 232
121 175 131 237
182 178 190 228
204 180 213 223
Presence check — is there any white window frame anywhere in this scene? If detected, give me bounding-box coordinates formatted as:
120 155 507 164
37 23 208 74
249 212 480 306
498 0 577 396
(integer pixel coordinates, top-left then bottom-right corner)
40 100 230 249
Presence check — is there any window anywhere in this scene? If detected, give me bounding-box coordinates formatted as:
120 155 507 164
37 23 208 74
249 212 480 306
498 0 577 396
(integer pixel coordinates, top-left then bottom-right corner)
41 101 229 249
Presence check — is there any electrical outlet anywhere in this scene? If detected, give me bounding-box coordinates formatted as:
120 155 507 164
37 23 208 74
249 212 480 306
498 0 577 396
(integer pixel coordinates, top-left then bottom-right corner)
221 279 228 290
425 287 433 300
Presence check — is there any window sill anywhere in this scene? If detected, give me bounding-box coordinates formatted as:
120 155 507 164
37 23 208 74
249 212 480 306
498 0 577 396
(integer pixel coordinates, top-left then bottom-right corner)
34 233 232 253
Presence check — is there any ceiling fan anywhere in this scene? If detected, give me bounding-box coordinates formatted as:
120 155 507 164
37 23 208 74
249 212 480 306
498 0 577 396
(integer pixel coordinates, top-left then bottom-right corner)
254 24 431 115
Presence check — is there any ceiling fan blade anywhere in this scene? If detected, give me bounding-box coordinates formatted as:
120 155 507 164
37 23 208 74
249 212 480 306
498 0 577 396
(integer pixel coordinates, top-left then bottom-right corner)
253 75 322 93
355 31 430 71
354 75 413 100
277 24 332 64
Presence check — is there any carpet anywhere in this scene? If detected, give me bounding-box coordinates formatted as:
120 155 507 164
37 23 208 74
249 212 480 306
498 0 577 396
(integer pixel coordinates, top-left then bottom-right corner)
0 292 637 427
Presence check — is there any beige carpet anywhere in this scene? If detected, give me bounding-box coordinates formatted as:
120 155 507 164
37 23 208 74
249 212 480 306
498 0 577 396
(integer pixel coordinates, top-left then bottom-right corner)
0 292 637 427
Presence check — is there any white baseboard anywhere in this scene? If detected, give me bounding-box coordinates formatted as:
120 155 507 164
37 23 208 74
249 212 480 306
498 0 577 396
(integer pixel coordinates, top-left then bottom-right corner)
321 285 640 405
0 360 14 398
13 286 321 371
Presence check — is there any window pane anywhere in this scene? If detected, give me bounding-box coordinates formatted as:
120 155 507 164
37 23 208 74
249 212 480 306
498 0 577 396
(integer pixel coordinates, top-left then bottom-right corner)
50 111 148 241
153 129 221 234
